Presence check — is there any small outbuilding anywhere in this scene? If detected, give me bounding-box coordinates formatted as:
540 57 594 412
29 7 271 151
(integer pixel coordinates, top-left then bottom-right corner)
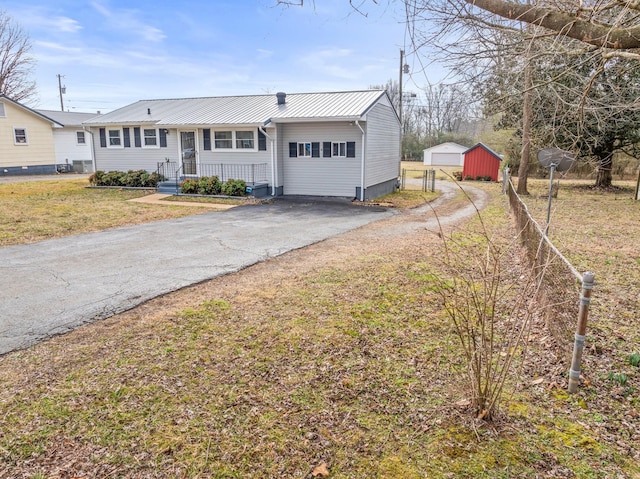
462 143 502 182
423 142 467 167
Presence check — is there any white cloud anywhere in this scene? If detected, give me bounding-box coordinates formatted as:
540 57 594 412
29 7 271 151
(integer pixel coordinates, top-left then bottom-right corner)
55 16 83 33
90 0 166 43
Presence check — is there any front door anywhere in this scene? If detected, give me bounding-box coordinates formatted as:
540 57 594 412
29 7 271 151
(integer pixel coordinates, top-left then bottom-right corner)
181 131 197 175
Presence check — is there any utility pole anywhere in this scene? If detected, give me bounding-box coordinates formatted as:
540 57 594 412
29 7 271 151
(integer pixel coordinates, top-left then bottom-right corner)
399 49 404 127
57 74 66 111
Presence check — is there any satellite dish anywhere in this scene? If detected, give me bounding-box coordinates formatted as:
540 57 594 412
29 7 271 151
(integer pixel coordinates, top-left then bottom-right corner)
537 148 575 172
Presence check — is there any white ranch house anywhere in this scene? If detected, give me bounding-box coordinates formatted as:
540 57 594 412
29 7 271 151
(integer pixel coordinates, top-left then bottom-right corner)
83 90 401 200
36 110 98 173
423 142 467 167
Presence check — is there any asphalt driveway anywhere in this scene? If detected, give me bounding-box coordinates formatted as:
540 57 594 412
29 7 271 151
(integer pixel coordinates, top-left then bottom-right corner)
0 198 393 355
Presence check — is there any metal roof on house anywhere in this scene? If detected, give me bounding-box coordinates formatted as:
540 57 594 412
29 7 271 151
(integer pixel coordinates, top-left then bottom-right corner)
82 90 390 127
36 110 101 127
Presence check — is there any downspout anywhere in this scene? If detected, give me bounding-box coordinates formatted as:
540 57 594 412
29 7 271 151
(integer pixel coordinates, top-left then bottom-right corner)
355 120 365 201
259 125 276 197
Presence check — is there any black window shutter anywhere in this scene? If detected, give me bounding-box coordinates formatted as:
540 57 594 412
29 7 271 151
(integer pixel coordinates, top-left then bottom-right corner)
134 127 141 147
289 142 297 157
322 142 331 158
203 129 211 151
123 128 131 147
311 142 320 158
258 129 267 151
99 128 106 148
347 141 356 158
159 129 167 147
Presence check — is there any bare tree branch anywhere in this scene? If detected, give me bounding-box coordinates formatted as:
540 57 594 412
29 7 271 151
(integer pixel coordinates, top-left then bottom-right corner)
0 10 37 103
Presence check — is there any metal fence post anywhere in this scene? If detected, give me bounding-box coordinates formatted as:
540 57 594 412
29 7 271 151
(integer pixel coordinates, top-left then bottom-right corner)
502 166 510 194
568 271 595 393
430 169 435 192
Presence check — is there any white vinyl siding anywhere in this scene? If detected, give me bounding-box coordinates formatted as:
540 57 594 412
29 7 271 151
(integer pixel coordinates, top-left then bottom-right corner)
281 122 361 197
52 128 94 164
92 127 179 172
363 102 400 188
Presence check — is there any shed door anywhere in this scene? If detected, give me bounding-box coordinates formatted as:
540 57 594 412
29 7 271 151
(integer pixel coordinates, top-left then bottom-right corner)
431 152 462 166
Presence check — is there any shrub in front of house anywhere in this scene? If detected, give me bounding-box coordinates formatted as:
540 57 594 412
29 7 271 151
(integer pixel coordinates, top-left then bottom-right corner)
89 170 164 187
221 179 247 197
180 176 246 196
180 179 199 194
198 176 222 195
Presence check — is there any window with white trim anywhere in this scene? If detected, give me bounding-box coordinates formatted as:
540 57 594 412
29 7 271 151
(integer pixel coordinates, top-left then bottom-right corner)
76 131 86 144
213 130 257 150
332 142 346 157
214 131 232 149
236 130 254 149
298 142 311 157
108 129 122 147
143 128 158 147
14 128 28 144
0 102 6 117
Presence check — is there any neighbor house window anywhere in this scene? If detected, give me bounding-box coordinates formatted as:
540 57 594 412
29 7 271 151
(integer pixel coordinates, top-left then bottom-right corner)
0 102 6 117
14 128 27 144
108 129 122 147
76 131 86 144
143 128 158 147
236 131 254 149
332 142 346 157
214 131 233 149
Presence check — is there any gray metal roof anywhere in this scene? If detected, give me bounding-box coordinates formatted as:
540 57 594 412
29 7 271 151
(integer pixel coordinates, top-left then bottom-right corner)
36 109 101 127
83 90 390 127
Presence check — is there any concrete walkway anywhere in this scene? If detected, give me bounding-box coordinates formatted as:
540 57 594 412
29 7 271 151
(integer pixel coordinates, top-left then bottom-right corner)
0 198 393 355
128 193 238 209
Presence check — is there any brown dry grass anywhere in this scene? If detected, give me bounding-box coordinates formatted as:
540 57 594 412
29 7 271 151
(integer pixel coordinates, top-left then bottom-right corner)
0 179 210 247
0 178 638 478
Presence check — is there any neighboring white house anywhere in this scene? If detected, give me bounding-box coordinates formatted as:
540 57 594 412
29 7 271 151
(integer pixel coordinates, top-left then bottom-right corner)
82 90 401 200
36 110 99 173
423 142 467 167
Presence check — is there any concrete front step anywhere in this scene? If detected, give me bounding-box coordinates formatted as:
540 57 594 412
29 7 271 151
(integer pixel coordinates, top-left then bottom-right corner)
157 181 179 194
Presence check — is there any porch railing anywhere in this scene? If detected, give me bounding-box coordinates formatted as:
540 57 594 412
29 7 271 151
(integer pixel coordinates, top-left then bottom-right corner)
196 163 268 183
156 159 179 180
157 161 269 186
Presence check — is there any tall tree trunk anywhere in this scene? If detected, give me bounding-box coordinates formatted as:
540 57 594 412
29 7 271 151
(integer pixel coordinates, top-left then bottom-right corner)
595 153 613 188
517 58 533 195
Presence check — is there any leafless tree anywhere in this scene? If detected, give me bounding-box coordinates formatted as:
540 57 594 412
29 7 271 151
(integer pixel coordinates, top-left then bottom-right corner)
0 11 36 103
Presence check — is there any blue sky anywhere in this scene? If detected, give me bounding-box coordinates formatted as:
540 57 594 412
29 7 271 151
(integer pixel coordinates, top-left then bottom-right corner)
1 0 442 113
